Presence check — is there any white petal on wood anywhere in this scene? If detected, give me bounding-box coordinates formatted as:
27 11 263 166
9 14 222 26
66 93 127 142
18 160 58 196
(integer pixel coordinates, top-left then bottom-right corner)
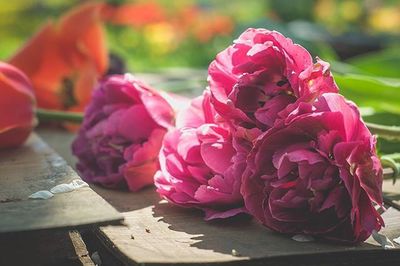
372 230 396 249
91 251 102 265
29 190 54 200
50 179 88 194
70 179 88 189
50 183 75 194
393 236 400 245
291 234 315 242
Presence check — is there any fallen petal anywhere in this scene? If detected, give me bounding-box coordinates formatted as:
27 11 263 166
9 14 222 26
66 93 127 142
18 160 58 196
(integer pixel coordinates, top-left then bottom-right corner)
372 230 396 249
50 183 75 194
29 190 54 200
393 236 400 245
50 179 88 194
292 234 315 242
70 179 89 189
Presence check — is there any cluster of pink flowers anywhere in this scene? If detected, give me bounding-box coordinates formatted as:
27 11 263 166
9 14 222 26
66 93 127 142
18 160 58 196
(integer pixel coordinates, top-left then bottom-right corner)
72 28 384 243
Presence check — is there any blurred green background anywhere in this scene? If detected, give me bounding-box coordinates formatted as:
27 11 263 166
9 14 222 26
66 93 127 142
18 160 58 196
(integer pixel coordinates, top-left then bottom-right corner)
1 0 400 153
1 0 399 71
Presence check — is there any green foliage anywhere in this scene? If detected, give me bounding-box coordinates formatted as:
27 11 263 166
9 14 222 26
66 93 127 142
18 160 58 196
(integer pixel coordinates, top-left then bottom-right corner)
333 52 400 155
335 73 400 114
346 47 400 78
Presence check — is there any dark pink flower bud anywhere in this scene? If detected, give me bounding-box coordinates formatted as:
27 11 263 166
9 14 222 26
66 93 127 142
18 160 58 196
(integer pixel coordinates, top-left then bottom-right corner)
72 74 175 191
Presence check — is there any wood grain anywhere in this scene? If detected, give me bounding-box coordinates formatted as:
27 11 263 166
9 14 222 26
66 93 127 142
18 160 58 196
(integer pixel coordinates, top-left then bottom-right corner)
383 179 400 203
0 133 123 233
38 127 400 265
92 186 400 265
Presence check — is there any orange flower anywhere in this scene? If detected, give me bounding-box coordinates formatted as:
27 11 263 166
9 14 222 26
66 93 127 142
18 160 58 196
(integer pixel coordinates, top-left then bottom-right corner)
101 2 166 28
193 14 234 43
9 3 108 112
0 62 36 149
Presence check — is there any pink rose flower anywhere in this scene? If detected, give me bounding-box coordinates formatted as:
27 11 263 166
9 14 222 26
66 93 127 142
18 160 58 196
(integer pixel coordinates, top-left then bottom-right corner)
208 28 338 131
0 62 36 149
241 93 384 243
72 74 175 191
155 92 247 220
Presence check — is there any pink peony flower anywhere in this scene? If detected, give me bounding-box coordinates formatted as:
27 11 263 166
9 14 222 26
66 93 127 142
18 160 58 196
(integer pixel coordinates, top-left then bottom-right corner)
72 74 175 191
241 93 384 243
0 62 36 149
154 91 247 220
208 28 338 131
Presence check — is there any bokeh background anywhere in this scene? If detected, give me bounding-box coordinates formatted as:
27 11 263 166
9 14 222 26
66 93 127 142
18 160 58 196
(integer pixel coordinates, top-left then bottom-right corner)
1 0 400 153
1 0 399 71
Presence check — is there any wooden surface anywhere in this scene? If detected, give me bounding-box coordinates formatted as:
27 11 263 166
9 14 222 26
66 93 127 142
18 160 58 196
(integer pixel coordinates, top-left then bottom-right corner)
384 179 400 206
91 186 400 265
0 133 123 233
39 128 400 265
0 230 94 266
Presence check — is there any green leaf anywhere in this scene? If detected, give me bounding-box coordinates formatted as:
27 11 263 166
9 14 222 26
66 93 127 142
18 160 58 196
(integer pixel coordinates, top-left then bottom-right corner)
377 138 400 156
363 113 400 155
330 61 366 75
380 153 400 184
363 112 400 126
334 73 400 114
346 48 400 78
366 122 400 141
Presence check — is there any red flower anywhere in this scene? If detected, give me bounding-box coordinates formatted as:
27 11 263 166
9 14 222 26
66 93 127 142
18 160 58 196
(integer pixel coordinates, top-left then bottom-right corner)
0 62 36 149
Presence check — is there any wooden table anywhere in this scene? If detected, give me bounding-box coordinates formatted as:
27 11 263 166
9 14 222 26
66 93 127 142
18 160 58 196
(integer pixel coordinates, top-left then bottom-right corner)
0 132 124 265
33 128 400 266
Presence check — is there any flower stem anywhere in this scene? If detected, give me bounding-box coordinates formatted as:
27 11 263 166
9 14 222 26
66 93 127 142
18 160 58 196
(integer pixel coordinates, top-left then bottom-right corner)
36 108 84 123
366 122 400 141
381 154 400 184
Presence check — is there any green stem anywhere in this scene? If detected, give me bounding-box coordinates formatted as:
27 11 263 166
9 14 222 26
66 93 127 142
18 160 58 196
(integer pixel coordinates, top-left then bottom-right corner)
36 108 84 123
366 122 400 141
381 153 400 184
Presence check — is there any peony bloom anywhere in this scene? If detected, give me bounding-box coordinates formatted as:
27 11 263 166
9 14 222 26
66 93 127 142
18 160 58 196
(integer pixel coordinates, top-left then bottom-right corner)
72 74 174 191
155 92 247 220
208 28 338 131
0 62 36 149
9 3 108 112
241 93 384 243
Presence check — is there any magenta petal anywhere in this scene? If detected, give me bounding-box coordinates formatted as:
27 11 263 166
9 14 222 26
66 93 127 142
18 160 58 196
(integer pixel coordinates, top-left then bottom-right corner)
255 94 295 127
203 207 247 221
201 142 234 174
117 105 158 142
177 130 202 164
138 83 175 130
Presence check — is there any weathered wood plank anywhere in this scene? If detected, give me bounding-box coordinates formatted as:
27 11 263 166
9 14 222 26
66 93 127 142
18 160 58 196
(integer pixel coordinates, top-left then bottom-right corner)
69 230 96 266
383 179 400 202
92 186 400 265
38 127 400 265
0 133 123 233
